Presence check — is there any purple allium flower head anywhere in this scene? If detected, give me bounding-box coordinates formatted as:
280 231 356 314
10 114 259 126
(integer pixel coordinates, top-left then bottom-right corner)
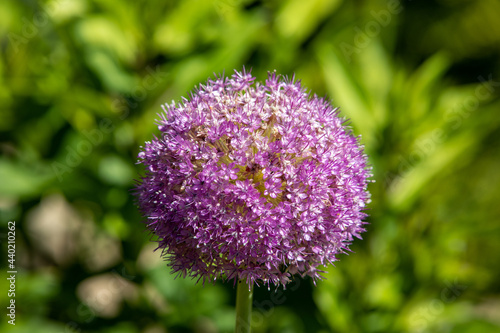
135 69 372 288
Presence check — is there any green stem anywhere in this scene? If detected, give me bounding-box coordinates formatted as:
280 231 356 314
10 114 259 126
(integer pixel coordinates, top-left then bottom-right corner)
235 280 253 333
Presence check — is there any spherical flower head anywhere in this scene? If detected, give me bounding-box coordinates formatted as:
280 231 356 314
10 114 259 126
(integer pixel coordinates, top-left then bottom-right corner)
135 69 372 288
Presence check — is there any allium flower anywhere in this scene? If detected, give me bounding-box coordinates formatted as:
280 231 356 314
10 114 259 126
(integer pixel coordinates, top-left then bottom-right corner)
135 69 372 288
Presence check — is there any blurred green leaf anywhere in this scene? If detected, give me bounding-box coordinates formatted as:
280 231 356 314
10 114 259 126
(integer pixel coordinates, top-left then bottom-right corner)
0 159 53 198
98 155 134 186
317 43 376 139
276 0 342 41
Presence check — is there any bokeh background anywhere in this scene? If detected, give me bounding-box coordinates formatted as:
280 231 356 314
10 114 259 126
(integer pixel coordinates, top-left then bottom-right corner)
1 0 500 332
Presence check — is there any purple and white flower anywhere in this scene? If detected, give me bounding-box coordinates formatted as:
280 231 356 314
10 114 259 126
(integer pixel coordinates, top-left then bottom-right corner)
135 69 372 288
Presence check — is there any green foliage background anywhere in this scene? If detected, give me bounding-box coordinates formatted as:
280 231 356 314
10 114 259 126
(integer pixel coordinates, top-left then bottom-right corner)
1 0 500 332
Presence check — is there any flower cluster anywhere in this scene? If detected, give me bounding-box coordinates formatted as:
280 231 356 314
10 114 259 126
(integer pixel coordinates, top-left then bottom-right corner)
135 69 372 288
